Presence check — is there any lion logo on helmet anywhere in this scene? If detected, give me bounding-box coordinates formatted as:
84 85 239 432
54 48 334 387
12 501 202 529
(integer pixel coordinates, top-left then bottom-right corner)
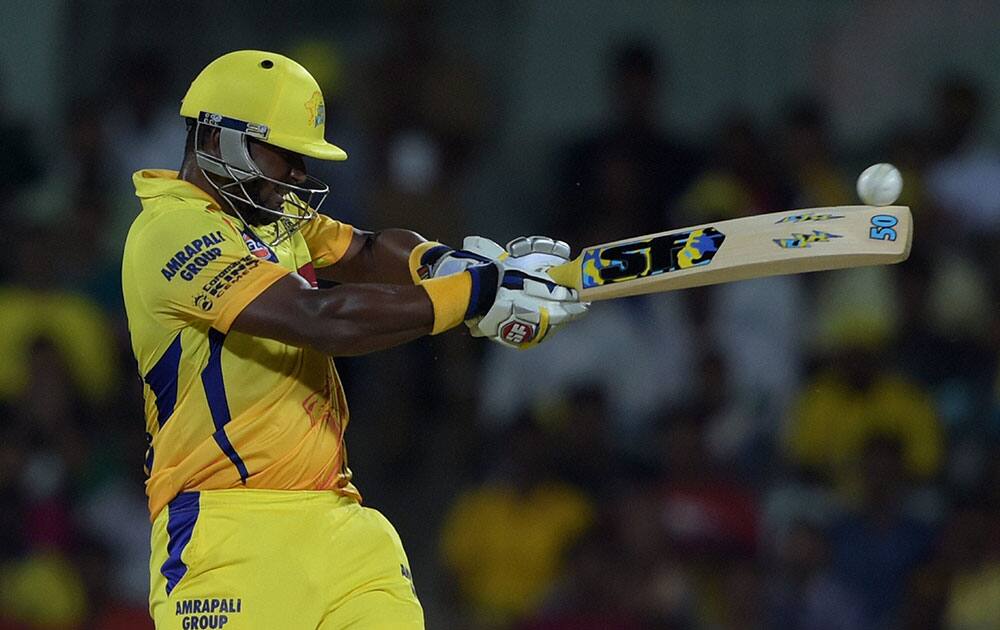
305 91 326 128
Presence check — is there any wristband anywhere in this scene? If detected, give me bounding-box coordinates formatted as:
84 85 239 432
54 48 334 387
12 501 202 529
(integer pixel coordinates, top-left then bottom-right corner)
420 264 500 334
421 273 469 334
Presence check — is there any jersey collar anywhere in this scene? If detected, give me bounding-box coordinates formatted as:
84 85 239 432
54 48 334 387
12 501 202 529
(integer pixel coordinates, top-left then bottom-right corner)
133 170 296 252
133 169 221 209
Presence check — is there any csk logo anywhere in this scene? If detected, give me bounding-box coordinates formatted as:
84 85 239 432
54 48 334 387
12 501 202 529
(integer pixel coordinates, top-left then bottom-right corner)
774 230 842 248
305 91 326 127
775 212 844 224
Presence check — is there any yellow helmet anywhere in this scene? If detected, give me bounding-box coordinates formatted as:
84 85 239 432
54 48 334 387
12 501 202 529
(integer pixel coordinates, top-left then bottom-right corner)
181 50 344 244
180 49 346 161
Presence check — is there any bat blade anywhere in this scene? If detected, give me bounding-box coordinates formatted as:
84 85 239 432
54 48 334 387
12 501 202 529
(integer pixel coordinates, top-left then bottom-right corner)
546 206 912 301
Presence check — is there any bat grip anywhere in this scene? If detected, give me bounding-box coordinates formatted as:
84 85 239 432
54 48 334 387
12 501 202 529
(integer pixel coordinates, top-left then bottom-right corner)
546 258 582 291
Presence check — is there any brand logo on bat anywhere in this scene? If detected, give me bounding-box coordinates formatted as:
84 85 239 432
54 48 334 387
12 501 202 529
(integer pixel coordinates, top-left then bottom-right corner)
774 230 842 249
580 227 726 289
775 212 845 223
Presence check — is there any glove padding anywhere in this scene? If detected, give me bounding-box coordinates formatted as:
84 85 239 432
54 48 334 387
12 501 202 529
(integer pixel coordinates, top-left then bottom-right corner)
504 235 572 273
430 235 572 277
469 264 588 349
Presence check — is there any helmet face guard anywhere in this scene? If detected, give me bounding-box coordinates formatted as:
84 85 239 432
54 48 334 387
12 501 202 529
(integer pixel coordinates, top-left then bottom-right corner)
193 112 329 245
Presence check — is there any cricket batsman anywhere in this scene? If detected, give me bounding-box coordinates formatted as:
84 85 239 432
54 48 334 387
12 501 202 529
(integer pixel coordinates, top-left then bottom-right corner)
121 50 587 629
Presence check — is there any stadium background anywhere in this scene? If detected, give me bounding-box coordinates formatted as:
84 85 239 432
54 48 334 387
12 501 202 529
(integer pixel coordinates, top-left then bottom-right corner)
2 1 1000 628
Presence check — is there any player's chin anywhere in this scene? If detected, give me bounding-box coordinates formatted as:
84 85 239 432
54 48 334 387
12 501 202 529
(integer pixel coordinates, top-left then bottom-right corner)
262 194 286 213
240 203 280 226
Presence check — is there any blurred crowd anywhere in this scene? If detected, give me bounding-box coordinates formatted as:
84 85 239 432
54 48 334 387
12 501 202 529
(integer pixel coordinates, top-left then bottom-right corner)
2 14 1000 630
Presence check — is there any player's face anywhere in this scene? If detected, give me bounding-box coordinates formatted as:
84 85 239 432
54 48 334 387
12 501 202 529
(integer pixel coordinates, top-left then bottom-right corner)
247 140 309 215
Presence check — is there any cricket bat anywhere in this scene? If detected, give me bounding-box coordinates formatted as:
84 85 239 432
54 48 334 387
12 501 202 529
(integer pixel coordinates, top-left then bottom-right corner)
545 205 912 300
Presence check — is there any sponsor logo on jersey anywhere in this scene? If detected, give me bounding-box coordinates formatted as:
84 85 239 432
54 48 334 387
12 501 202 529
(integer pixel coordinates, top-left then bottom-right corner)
200 256 261 302
161 232 226 282
241 232 272 259
193 293 214 311
175 597 242 628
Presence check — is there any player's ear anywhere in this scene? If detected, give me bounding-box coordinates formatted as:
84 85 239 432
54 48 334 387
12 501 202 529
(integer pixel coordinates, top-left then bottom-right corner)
191 121 220 157
198 126 222 156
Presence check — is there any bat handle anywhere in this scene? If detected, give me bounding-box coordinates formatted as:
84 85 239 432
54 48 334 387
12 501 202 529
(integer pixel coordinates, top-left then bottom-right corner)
546 257 583 291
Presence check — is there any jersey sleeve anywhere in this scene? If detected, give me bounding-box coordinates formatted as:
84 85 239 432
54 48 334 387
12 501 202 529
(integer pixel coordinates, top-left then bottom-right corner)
298 213 356 268
126 210 289 333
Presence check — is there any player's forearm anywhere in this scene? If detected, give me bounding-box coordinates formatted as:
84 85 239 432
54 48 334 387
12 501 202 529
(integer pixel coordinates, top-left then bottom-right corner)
277 283 434 356
233 267 485 356
318 229 426 285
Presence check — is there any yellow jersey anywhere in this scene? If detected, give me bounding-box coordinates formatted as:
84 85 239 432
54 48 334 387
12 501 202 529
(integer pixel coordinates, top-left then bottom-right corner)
122 169 361 520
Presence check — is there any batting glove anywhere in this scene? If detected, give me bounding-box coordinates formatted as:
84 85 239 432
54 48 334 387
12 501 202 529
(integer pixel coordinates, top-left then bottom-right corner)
467 263 588 349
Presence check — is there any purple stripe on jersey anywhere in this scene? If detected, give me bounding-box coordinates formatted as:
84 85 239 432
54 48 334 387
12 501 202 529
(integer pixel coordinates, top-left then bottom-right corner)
201 329 249 483
213 429 250 483
161 492 200 595
144 335 182 428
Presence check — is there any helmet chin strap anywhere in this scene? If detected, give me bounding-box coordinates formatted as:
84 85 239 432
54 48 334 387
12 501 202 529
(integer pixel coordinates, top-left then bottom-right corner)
193 122 329 246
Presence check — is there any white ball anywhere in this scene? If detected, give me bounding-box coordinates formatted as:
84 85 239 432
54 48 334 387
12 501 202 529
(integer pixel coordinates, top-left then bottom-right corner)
856 163 903 206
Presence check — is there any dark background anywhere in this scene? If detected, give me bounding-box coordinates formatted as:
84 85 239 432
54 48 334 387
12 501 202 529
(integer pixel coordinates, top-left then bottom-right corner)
2 1 1000 628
